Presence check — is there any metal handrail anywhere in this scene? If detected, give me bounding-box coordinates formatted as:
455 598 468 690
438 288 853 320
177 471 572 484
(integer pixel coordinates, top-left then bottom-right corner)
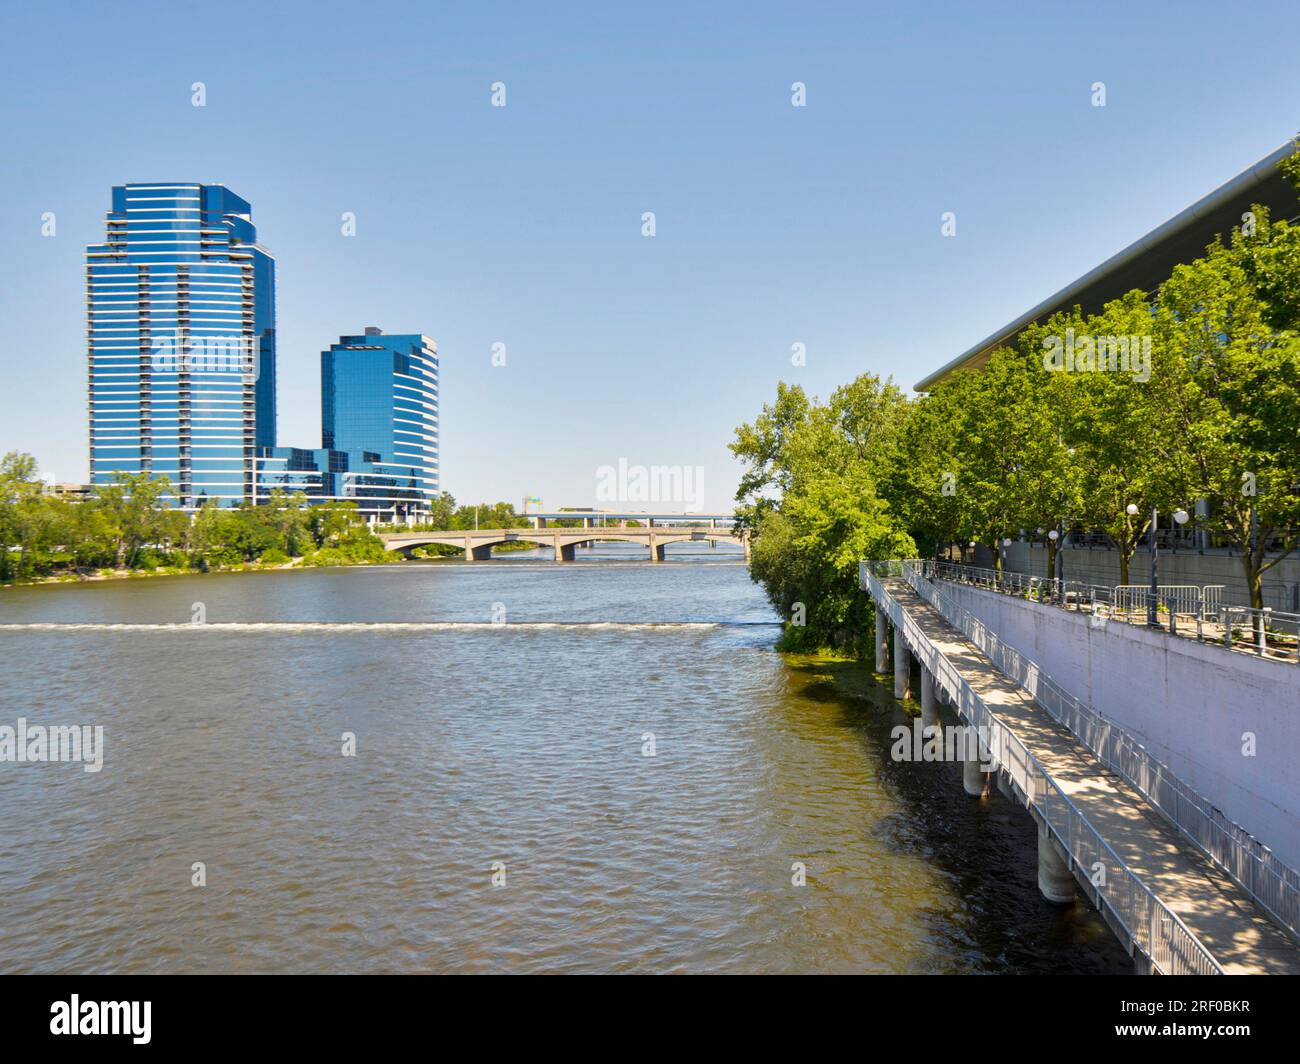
862 560 1222 975
1114 584 1201 616
899 560 1300 945
932 561 1300 663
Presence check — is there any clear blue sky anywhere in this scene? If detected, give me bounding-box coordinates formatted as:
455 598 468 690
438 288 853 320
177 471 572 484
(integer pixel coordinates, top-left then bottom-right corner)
2 0 1295 511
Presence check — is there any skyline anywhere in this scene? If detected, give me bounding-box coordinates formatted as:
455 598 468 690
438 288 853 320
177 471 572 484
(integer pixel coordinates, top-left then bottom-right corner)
3 0 1300 997
3 1 1299 511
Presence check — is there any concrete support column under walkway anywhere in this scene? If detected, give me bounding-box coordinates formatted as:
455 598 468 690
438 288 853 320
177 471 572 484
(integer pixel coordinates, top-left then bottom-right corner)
893 626 911 700
874 606 890 673
919 667 939 733
1037 824 1076 904
962 731 986 797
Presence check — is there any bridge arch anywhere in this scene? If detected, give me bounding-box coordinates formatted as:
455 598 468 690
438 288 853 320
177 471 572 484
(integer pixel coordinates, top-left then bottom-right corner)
379 526 750 563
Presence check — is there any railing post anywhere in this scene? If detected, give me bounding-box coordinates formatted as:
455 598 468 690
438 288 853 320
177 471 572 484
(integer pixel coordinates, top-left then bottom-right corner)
1150 904 1159 969
1259 608 1270 656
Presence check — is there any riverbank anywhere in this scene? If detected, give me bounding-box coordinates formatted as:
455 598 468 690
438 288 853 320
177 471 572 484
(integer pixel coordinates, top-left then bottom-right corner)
0 457 555 590
781 650 919 712
0 555 378 589
0 541 556 589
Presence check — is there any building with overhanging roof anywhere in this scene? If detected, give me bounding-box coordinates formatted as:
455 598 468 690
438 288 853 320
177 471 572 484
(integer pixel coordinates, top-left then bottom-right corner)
915 140 1300 393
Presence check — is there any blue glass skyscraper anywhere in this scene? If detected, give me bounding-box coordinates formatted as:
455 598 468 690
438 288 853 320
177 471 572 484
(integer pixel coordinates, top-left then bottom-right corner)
86 183 276 507
318 328 439 518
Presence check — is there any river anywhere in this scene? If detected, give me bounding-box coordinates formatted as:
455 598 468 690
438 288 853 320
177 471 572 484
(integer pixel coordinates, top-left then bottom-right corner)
0 543 1131 973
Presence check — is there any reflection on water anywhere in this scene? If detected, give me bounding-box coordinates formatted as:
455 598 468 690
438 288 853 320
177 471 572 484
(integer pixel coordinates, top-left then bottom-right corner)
0 544 1131 972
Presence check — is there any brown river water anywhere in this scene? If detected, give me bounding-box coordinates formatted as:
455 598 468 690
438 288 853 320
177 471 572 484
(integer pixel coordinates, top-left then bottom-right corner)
0 543 1131 973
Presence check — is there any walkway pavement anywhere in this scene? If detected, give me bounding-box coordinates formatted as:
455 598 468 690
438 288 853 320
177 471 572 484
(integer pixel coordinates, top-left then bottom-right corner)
882 576 1300 975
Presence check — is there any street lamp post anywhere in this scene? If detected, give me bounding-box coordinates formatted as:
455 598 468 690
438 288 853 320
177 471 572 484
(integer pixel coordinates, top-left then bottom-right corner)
1128 503 1190 627
1145 504 1158 626
1052 446 1075 598
1048 528 1061 595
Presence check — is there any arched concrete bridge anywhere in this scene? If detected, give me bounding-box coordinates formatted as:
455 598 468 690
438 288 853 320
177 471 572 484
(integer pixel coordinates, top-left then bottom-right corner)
380 525 750 563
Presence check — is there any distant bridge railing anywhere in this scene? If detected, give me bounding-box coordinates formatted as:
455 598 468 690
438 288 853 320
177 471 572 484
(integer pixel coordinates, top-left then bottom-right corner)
930 561 1299 665
887 558 1300 946
863 560 1222 974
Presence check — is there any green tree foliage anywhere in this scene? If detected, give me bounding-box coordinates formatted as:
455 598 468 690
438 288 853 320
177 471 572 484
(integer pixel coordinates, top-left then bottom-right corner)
0 461 393 581
733 374 916 655
1147 201 1300 606
734 149 1300 647
384 493 531 535
448 501 528 531
422 492 458 530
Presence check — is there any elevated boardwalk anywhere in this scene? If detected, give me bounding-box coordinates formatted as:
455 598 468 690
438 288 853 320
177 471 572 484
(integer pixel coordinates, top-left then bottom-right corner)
867 566 1300 975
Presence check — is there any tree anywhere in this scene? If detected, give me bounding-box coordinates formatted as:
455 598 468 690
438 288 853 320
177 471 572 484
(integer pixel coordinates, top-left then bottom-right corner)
423 492 457 529
1149 202 1300 609
730 381 813 531
880 381 968 561
733 374 916 655
258 489 311 556
94 472 177 568
0 453 47 578
308 500 363 548
1029 295 1167 585
449 501 527 530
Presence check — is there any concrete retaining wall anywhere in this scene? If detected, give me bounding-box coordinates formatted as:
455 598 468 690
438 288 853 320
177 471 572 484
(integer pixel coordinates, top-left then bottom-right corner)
938 578 1300 869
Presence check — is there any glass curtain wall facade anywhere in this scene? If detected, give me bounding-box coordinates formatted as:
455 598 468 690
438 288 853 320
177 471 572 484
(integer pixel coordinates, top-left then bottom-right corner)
317 329 439 519
255 445 426 518
87 183 276 508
